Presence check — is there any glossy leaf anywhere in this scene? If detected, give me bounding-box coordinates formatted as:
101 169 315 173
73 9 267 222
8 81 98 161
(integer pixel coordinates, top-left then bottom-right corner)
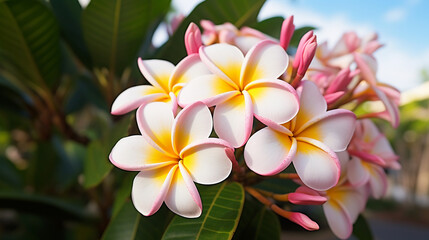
0 0 61 91
82 0 171 76
83 116 130 188
162 182 244 240
242 206 280 240
111 172 135 218
50 0 92 68
156 0 266 63
251 16 284 39
353 214 374 240
102 201 172 240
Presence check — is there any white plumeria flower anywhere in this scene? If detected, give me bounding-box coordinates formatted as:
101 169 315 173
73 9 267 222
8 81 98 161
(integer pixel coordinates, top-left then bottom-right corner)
179 40 299 147
322 179 368 239
347 119 399 198
244 81 356 191
111 54 210 115
109 102 235 218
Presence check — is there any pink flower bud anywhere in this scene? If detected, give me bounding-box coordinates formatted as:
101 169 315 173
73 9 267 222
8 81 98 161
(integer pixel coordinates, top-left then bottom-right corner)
280 15 295 50
185 22 203 55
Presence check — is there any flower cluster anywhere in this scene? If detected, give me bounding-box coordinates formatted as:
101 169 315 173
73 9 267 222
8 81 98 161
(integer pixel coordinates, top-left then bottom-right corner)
109 16 400 239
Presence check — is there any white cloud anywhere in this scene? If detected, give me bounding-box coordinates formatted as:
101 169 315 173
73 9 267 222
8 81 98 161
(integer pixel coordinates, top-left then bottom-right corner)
383 8 407 23
259 0 424 91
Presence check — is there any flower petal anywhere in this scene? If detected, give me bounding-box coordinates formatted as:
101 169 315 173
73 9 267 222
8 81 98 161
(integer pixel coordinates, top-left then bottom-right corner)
136 102 175 156
131 164 176 216
199 43 244 88
323 200 353 239
241 40 288 87
169 54 211 95
178 74 238 107
138 59 174 93
347 157 370 186
181 138 233 184
172 101 213 154
296 109 356 152
293 138 340 191
244 127 296 175
246 79 299 124
165 162 202 218
294 81 327 131
368 165 388 199
214 91 253 148
110 136 177 171
111 85 166 115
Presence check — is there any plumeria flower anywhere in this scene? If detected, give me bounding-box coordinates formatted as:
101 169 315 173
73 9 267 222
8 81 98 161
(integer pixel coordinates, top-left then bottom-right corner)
347 119 400 198
244 81 356 191
179 40 299 147
322 179 368 239
200 20 276 54
109 101 235 218
111 55 210 115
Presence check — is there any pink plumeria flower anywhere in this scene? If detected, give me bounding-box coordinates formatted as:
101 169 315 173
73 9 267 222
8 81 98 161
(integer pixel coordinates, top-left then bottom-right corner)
291 31 317 87
109 102 235 218
200 20 275 54
347 119 400 198
178 40 299 147
244 81 356 191
322 180 368 239
111 55 210 115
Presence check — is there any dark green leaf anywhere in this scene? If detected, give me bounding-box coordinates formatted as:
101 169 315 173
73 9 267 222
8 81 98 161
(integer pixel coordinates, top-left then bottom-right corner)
0 155 23 189
0 0 61 91
50 0 92 68
289 26 316 48
111 172 135 218
27 140 60 191
162 182 244 240
0 191 96 222
353 214 374 240
156 0 266 63
82 0 171 76
251 16 284 39
242 206 280 240
83 116 130 188
102 201 172 240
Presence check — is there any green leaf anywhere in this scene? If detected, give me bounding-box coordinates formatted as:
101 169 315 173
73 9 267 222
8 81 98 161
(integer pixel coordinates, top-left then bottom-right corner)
0 191 95 222
102 201 172 240
156 0 266 63
27 140 60 191
251 16 284 39
289 26 316 48
352 214 374 240
162 182 244 240
83 116 130 188
0 0 61 91
82 0 171 76
50 0 92 68
111 172 135 218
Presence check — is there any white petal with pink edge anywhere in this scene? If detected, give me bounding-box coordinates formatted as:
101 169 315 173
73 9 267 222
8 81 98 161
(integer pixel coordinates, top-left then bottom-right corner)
240 40 288 87
244 127 296 175
347 157 370 186
323 201 353 239
368 165 388 199
213 91 253 148
199 43 244 88
110 136 177 171
234 36 262 54
296 109 356 152
111 85 165 115
131 165 176 216
136 102 175 156
293 138 340 191
172 102 213 154
294 81 327 131
178 74 238 107
333 186 368 221
165 162 202 218
246 79 299 124
169 54 211 93
181 138 233 184
138 59 174 93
